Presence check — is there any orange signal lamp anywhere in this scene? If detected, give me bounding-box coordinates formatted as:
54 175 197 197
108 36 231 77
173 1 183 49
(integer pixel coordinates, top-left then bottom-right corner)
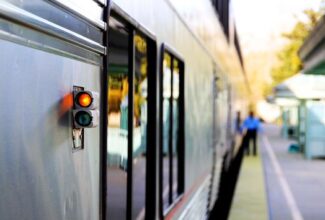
78 93 92 107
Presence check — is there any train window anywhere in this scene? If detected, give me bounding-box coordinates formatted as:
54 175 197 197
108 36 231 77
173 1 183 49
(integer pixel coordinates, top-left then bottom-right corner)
162 52 172 209
107 16 129 220
160 44 185 215
107 14 157 220
132 33 148 220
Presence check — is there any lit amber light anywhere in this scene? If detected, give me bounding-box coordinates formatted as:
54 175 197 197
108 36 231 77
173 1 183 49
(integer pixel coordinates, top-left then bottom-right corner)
59 93 73 117
78 93 92 107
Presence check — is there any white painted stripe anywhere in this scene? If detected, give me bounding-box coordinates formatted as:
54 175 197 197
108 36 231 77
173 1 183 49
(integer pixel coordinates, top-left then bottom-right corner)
262 135 303 220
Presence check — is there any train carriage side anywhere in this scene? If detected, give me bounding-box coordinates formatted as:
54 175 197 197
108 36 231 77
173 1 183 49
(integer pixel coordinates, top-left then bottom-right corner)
0 1 107 220
109 1 240 219
0 0 246 219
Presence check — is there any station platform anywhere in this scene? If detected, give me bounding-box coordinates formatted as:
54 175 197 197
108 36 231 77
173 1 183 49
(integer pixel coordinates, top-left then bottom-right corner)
229 154 268 220
229 124 325 220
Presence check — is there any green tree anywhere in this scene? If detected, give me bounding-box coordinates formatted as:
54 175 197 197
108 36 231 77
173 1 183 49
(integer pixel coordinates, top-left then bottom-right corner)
271 9 321 86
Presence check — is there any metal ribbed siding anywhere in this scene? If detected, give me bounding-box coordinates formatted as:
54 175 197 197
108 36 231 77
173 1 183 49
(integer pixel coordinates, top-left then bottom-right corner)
178 177 211 220
0 1 106 219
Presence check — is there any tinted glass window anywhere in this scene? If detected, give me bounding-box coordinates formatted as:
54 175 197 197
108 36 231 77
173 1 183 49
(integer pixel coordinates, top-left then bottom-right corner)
132 33 148 220
107 17 129 220
161 48 184 214
162 52 172 209
172 59 179 200
107 15 157 220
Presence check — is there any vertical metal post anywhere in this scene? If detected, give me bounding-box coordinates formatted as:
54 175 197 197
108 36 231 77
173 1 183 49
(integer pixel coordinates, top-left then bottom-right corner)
100 1 110 219
169 56 174 205
158 46 164 219
178 61 185 195
145 38 158 220
127 29 135 220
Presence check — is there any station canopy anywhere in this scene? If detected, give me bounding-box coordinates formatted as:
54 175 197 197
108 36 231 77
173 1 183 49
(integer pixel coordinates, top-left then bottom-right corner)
274 72 325 100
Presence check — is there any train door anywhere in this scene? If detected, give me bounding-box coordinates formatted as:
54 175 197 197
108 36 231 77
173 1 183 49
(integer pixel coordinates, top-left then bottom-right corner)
207 72 219 212
0 1 106 220
213 75 227 198
106 8 157 220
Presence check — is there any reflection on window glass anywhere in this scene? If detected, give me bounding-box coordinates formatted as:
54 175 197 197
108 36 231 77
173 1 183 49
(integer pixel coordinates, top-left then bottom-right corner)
161 51 184 212
172 59 179 199
132 33 148 220
107 17 129 220
162 52 172 209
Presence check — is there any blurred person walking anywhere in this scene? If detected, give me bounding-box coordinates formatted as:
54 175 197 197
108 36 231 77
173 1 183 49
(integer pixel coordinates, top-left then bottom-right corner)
242 111 261 156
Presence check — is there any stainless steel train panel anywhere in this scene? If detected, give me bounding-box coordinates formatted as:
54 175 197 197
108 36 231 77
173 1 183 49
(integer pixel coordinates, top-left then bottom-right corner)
0 37 101 220
4 0 106 44
0 1 104 219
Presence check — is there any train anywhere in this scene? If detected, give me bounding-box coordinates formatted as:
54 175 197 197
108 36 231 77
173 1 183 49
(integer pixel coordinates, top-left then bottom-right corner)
0 0 249 219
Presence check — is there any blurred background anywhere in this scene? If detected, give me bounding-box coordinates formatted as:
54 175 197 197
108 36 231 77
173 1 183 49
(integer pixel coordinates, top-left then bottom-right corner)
172 0 325 122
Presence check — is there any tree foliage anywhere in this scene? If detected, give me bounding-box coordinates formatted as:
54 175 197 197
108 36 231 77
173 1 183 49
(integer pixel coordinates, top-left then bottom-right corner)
271 9 321 85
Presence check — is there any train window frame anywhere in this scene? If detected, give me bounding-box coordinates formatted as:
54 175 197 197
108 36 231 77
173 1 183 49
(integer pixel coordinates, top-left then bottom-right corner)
159 43 185 217
105 5 158 220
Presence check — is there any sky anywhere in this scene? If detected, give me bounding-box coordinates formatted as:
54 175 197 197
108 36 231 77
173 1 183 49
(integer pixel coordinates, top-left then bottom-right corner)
171 0 325 99
232 0 323 54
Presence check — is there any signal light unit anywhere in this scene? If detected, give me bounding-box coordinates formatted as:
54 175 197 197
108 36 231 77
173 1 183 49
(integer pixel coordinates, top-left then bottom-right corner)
73 90 99 128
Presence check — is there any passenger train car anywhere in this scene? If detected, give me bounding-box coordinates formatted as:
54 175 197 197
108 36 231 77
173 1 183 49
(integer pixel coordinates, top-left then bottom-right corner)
0 0 248 219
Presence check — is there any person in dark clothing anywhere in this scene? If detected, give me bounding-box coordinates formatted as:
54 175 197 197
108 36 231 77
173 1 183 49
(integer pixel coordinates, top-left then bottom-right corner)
242 111 261 156
235 111 242 134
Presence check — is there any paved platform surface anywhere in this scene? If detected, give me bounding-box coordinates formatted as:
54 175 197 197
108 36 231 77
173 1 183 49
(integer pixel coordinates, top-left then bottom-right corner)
229 124 325 220
261 124 325 220
229 154 268 220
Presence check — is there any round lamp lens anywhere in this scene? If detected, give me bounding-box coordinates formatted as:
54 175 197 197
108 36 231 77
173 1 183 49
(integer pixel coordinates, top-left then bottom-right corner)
75 111 92 126
78 93 92 107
